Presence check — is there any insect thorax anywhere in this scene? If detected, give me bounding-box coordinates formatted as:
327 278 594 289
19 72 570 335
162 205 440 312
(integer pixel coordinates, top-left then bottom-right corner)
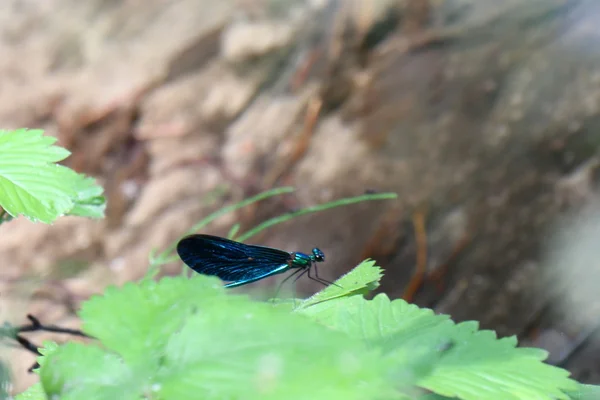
290 252 312 268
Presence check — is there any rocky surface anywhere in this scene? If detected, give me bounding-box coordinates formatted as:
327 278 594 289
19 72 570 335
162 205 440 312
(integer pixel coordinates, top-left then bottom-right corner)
3 0 600 393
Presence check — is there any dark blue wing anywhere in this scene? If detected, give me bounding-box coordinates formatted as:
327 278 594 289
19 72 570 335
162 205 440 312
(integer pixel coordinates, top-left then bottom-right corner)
176 234 292 284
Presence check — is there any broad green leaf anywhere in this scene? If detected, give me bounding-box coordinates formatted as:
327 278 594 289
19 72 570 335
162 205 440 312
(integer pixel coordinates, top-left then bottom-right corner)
15 383 45 400
45 275 397 400
295 260 383 310
299 292 452 387
301 294 577 400
419 321 576 400
566 383 600 400
0 129 105 222
67 175 105 218
37 340 59 370
156 299 393 400
41 343 139 400
80 275 231 363
16 341 62 399
0 129 75 222
298 291 450 341
415 394 455 400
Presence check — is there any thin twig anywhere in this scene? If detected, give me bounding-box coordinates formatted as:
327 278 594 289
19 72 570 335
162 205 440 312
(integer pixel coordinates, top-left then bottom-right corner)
3 314 92 373
16 314 90 337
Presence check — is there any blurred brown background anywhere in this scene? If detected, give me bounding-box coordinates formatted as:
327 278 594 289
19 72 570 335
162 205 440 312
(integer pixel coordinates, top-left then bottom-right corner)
2 0 600 394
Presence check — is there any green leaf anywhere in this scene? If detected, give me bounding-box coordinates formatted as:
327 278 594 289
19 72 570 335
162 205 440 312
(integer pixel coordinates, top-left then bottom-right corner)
567 384 600 399
79 275 230 363
300 294 577 400
41 343 139 400
295 260 383 310
0 129 105 223
415 394 455 400
156 298 392 400
0 129 75 222
15 341 59 399
37 341 60 370
44 275 397 400
15 383 46 400
67 175 106 219
419 322 577 400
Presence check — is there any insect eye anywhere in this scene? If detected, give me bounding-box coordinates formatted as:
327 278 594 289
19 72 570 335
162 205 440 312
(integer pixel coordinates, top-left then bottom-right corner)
312 248 325 261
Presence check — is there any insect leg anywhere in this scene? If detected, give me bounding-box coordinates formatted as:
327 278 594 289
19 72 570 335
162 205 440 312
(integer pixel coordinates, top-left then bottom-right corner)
308 264 341 288
274 267 307 299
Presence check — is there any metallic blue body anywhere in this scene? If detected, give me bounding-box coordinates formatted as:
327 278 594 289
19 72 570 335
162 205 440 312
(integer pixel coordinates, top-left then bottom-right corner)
176 234 325 287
